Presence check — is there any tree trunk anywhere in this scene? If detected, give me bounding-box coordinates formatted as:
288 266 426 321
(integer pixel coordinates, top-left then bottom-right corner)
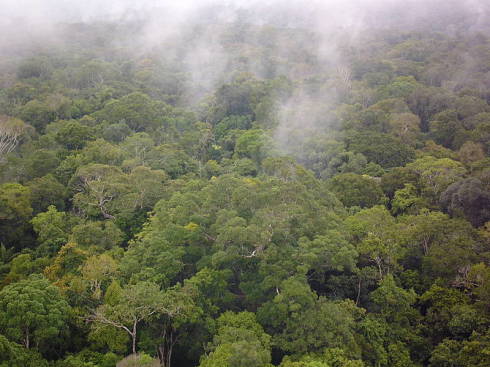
131 321 138 354
157 328 177 367
24 327 29 349
375 256 383 279
356 277 362 306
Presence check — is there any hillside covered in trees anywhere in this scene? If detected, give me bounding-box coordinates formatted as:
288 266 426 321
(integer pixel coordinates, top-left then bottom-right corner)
0 1 489 366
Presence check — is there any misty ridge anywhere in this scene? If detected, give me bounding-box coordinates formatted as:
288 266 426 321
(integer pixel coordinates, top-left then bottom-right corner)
2 0 489 156
0 0 490 159
2 1 489 145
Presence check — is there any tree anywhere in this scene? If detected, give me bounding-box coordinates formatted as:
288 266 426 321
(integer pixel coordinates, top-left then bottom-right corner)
146 144 198 179
0 183 33 249
103 122 132 143
258 276 360 356
70 220 124 250
116 353 160 367
430 109 462 148
235 129 272 165
0 274 70 349
94 92 170 132
120 235 184 288
440 178 490 227
23 149 61 180
18 99 56 131
180 122 214 163
407 86 453 132
121 132 154 166
328 173 384 208
43 242 89 290
419 284 471 347
457 141 485 165
398 210 451 256
89 281 166 354
430 331 490 367
2 253 49 285
81 254 118 299
346 131 415 168
454 95 488 120
55 120 95 150
0 183 32 221
297 232 358 275
148 284 202 367
0 334 48 367
391 184 427 215
423 218 480 280
406 156 466 202
125 166 167 211
464 263 490 312
346 206 401 279
369 275 417 327
82 139 125 166
71 164 130 219
388 112 421 145
279 348 364 367
199 311 271 367
31 206 71 256
27 174 67 214
380 167 419 199
0 116 29 161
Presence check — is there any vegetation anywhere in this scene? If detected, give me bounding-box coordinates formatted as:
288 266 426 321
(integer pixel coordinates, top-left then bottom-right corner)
0 3 489 367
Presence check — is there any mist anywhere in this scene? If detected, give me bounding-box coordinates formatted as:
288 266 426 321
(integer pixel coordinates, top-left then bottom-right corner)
1 0 489 155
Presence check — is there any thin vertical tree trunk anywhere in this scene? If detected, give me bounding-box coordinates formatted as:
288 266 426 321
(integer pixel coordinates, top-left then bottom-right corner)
24 327 30 349
356 277 362 306
132 320 138 354
158 327 178 367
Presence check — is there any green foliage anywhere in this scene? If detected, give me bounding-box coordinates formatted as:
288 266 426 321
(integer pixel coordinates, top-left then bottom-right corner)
0 12 489 367
94 92 171 132
280 348 364 367
0 183 33 248
328 173 385 208
235 129 273 165
199 311 271 367
440 178 490 227
258 276 361 356
90 281 166 354
116 353 160 367
347 131 415 168
0 183 32 220
55 121 95 150
0 334 48 367
27 174 66 213
31 206 71 255
405 156 466 202
391 183 427 215
71 220 124 250
18 99 56 131
146 144 198 178
0 274 71 350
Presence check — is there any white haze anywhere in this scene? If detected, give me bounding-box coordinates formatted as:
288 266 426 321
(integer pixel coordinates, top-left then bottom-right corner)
1 0 489 154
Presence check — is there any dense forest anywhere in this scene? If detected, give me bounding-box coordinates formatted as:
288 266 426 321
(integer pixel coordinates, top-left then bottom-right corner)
0 1 489 366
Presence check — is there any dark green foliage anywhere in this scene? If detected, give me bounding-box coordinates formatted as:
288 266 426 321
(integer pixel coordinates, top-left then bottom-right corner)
346 132 416 168
55 121 95 150
328 173 385 208
440 178 490 227
27 175 66 213
94 92 171 132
